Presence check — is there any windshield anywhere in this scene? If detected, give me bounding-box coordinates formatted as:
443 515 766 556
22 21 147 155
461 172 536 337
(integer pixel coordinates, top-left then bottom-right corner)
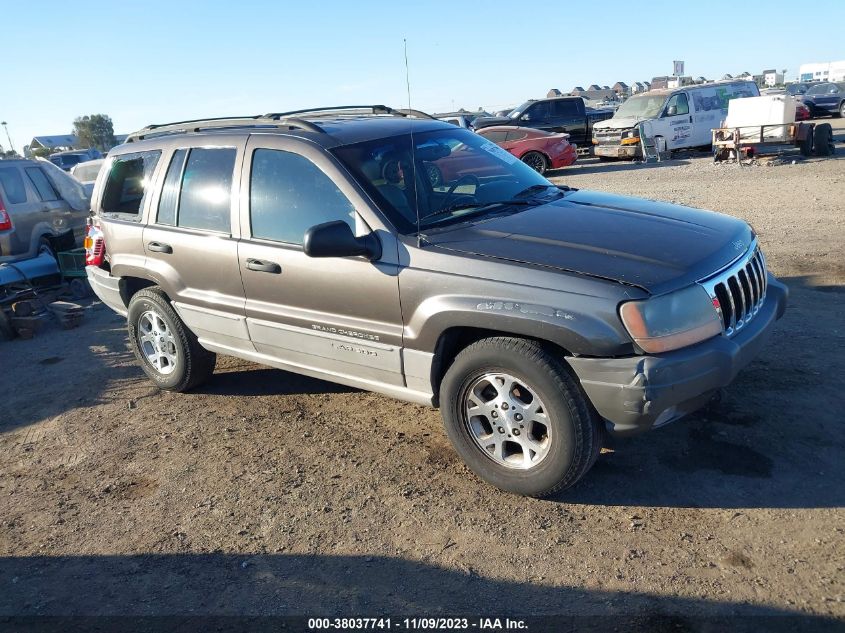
332 127 555 233
613 94 667 120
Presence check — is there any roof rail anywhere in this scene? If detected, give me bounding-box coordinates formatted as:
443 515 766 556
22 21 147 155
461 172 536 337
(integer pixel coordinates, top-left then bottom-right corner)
125 115 324 143
264 105 435 120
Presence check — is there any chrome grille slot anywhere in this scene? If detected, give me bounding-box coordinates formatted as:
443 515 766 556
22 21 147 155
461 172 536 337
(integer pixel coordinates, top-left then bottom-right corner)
699 241 768 337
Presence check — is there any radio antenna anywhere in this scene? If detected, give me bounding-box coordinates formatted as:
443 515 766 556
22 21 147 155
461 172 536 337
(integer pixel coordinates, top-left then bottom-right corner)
404 38 422 246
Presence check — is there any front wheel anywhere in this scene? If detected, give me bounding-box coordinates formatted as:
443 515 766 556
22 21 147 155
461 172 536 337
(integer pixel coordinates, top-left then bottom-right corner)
439 337 602 497
127 288 216 392
521 151 548 174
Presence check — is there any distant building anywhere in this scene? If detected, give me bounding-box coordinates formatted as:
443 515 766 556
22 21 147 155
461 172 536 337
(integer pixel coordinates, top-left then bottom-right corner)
612 81 629 96
667 76 693 89
799 60 845 82
631 81 648 94
762 69 784 87
694 76 708 84
571 86 585 93
651 76 670 90
570 87 617 102
546 88 563 98
587 84 601 91
722 73 733 80
27 134 81 154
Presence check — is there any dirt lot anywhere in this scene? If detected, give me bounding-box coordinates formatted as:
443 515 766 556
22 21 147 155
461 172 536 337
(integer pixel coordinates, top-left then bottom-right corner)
1 119 844 629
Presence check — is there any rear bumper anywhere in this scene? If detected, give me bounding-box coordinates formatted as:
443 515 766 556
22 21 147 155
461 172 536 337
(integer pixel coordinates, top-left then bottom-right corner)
567 276 788 436
86 265 127 316
551 146 578 169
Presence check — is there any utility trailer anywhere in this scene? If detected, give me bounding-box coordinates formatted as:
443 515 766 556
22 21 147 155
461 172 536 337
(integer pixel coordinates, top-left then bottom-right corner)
712 95 835 162
712 121 835 161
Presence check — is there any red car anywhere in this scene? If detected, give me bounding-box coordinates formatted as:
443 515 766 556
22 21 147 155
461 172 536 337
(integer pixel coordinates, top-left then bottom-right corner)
475 125 577 174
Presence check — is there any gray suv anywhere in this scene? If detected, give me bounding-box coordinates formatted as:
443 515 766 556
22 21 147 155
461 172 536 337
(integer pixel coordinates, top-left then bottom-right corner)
85 106 788 497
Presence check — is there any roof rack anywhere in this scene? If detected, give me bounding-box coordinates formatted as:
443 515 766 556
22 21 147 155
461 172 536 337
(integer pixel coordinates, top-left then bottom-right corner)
263 105 436 120
125 115 324 143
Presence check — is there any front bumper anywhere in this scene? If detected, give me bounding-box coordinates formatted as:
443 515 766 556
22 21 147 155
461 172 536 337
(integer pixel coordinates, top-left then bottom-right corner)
567 275 788 436
593 144 640 159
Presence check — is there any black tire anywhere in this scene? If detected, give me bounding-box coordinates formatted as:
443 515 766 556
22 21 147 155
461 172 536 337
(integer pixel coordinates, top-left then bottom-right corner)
38 235 56 259
799 125 814 157
439 337 601 498
836 101 844 118
127 287 216 392
813 123 833 156
521 151 548 174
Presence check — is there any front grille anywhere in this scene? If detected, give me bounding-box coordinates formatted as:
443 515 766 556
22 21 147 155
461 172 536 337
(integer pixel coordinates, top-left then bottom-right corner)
594 131 622 145
699 242 768 337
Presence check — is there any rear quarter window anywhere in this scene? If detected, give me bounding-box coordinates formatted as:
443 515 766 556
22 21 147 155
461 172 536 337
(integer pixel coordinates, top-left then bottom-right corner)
0 167 28 205
100 151 161 220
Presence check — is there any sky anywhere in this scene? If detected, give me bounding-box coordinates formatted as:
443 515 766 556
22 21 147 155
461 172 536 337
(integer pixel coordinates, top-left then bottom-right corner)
3 0 844 152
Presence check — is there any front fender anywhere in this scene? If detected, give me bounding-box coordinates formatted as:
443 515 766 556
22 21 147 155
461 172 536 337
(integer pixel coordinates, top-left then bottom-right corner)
404 293 634 357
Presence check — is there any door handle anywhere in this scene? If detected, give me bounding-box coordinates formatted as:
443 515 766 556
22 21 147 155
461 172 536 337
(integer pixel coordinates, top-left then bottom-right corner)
246 258 281 274
147 241 173 254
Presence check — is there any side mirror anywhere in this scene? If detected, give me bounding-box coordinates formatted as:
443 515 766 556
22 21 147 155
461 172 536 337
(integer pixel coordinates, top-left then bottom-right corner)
303 220 381 261
666 105 678 116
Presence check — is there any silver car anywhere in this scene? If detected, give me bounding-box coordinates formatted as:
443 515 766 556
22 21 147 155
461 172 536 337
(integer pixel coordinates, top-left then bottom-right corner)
0 159 88 262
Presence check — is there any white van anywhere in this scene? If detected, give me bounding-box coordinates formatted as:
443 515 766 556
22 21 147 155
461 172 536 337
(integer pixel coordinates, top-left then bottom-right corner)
592 80 759 159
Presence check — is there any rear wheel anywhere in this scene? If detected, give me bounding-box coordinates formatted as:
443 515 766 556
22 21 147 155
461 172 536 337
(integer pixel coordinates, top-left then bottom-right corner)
127 288 216 392
521 151 548 174
439 337 602 497
38 236 56 259
837 101 844 118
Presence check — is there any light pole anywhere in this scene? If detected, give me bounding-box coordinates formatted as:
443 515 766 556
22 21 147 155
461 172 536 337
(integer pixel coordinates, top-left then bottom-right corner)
1 121 15 155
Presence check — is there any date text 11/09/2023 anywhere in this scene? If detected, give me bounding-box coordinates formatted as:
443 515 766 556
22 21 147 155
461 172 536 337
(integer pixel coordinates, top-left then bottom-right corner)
307 618 528 630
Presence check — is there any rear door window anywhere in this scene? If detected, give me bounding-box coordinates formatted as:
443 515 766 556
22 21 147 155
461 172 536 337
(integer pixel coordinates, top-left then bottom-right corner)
479 130 509 143
156 149 188 226
100 151 161 218
0 167 28 204
552 100 580 117
25 167 60 202
249 148 355 245
176 148 236 233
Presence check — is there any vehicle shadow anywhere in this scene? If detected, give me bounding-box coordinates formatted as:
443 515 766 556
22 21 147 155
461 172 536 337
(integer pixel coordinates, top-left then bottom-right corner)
552 156 693 177
200 364 357 397
0 553 840 632
561 275 845 509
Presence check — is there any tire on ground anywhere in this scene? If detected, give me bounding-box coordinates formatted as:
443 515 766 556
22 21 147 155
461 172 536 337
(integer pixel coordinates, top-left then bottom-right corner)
521 151 548 174
127 287 216 392
799 125 815 157
813 123 833 157
439 336 602 498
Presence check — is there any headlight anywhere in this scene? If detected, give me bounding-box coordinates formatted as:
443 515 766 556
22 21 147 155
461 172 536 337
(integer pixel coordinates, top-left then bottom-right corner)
619 285 722 353
620 128 641 145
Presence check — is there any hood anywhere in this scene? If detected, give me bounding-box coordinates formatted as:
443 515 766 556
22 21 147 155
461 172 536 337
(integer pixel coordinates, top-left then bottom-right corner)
593 117 643 131
423 190 753 295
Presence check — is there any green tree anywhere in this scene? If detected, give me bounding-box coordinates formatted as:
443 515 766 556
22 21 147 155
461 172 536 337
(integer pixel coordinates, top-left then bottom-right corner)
73 114 116 152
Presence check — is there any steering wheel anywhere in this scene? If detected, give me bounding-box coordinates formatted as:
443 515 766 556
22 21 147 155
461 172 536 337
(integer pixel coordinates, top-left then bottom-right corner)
440 174 480 211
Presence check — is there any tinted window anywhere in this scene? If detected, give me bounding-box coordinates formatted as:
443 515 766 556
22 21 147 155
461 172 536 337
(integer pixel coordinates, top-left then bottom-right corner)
101 151 161 216
552 100 580 117
25 168 59 202
156 149 187 226
479 130 508 143
806 83 831 95
524 102 550 121
250 149 355 245
177 148 235 233
506 131 529 141
0 167 27 204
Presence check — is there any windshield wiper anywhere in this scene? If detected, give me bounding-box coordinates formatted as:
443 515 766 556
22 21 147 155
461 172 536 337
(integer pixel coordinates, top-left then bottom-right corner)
419 198 539 229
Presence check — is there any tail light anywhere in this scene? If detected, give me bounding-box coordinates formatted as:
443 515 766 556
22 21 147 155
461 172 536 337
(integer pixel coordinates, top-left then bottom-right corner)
84 218 106 266
0 199 11 231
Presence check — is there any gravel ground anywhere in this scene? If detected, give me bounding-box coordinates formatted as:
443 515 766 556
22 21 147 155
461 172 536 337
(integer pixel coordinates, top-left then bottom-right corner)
1 118 844 629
